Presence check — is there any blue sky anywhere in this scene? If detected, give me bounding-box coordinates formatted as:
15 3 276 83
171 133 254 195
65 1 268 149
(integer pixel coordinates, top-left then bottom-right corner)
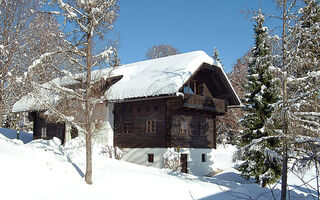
112 0 280 72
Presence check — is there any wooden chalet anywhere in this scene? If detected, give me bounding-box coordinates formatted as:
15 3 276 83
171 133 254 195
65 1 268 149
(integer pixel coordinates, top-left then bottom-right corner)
113 62 238 149
13 50 240 176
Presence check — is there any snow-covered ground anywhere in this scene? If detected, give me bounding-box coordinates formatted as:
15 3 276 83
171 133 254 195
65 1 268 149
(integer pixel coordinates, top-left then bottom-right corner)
0 129 317 200
0 128 33 143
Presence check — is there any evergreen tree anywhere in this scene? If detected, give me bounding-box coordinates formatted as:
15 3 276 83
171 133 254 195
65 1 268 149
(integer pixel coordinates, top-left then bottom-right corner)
212 47 223 66
234 11 282 187
291 0 320 77
284 0 320 181
109 47 121 67
288 0 320 138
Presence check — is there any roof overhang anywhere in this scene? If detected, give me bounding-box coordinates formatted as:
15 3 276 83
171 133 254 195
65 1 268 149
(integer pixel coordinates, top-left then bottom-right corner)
179 63 241 106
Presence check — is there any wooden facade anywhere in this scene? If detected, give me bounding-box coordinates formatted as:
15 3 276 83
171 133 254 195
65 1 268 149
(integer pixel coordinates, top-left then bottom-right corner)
113 65 231 149
26 63 238 150
113 97 218 149
114 98 167 148
29 112 66 144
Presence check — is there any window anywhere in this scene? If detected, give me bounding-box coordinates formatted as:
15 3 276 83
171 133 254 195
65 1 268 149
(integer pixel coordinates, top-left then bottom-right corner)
123 122 131 134
180 119 188 134
199 121 208 135
202 154 206 162
41 127 47 138
183 80 202 95
146 120 156 133
148 154 154 163
184 85 194 94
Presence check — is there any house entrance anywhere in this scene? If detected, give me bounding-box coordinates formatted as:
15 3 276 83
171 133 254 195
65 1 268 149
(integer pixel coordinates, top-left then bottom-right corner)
180 154 188 173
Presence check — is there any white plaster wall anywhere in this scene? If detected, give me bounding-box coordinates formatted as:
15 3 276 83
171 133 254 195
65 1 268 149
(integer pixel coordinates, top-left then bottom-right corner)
105 102 114 146
180 148 216 176
121 148 167 168
64 123 72 143
121 148 217 176
93 102 114 146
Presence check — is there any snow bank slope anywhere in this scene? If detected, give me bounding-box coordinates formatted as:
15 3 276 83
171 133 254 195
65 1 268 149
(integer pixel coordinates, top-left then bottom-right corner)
0 128 33 143
0 133 316 200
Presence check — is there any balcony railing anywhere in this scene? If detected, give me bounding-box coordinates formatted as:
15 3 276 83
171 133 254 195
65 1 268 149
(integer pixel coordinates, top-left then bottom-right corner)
183 94 225 113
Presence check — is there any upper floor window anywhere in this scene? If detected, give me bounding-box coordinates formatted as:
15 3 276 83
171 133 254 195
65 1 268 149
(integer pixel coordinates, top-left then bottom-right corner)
183 80 202 95
146 120 156 133
123 122 131 134
199 121 209 135
180 119 188 134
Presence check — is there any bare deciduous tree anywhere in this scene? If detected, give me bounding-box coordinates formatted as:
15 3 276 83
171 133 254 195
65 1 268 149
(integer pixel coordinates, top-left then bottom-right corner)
25 0 120 185
216 52 249 145
146 44 178 59
0 0 39 127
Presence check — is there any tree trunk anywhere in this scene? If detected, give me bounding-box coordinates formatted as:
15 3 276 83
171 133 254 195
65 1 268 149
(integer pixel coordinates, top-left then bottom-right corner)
0 82 4 127
0 97 3 127
262 179 267 188
281 140 288 200
84 27 93 184
281 1 288 199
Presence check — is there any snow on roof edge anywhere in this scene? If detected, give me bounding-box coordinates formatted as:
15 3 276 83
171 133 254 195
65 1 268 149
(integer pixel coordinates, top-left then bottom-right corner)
12 50 241 112
105 50 214 101
214 62 241 105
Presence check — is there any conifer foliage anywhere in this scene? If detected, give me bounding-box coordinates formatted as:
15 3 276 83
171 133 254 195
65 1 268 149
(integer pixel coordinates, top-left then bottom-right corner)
212 47 223 66
234 11 282 186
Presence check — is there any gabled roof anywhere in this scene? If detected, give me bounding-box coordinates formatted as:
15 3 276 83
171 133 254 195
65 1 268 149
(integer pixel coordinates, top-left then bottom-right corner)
12 50 240 112
105 50 215 101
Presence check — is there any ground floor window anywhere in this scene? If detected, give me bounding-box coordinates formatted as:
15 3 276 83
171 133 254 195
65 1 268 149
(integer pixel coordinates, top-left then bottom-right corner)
202 154 206 162
41 127 47 138
148 154 154 163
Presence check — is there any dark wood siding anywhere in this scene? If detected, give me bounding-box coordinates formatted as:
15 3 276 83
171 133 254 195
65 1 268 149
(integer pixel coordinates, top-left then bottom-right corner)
30 112 66 144
170 110 216 148
114 99 167 148
112 64 230 149
114 96 219 149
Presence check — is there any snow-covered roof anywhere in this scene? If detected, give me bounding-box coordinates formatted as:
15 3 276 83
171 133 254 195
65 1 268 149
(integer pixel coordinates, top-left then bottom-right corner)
12 50 240 112
105 50 215 101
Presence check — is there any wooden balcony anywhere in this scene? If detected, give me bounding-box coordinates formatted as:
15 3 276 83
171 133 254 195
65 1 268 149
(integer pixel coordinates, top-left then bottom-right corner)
183 94 226 113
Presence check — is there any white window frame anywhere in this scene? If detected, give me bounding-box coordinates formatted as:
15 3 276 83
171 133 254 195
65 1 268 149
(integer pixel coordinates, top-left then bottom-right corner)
41 127 47 138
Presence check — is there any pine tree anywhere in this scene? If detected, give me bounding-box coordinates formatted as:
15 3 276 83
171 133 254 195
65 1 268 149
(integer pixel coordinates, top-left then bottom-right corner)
109 47 121 67
291 0 320 77
285 0 320 189
212 47 223 66
234 11 282 187
288 0 320 138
